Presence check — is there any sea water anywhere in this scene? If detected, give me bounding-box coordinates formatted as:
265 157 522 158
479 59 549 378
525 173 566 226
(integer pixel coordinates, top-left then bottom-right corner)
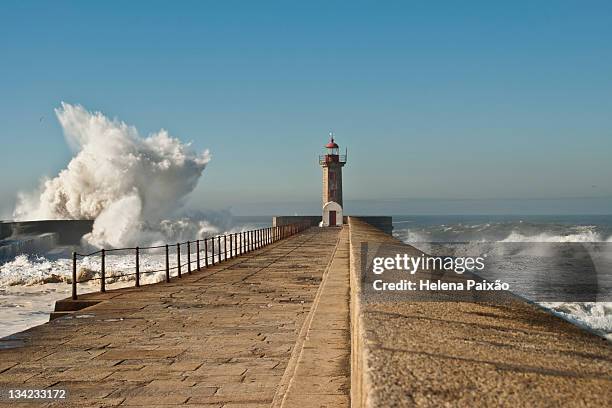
2 215 611 341
392 215 612 340
0 217 271 338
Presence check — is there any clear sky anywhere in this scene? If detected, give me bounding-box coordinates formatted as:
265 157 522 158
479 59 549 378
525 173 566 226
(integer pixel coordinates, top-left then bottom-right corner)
1 1 611 216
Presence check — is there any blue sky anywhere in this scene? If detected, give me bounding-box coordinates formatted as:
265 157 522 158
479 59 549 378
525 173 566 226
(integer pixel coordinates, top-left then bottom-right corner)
1 1 611 216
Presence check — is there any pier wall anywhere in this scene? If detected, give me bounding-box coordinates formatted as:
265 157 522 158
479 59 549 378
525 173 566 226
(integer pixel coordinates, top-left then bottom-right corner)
347 217 612 407
272 216 321 227
273 215 393 234
347 216 393 234
0 222 11 240
0 220 94 244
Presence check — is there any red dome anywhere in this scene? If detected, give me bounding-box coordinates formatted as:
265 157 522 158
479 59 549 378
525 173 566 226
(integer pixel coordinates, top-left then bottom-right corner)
325 137 339 149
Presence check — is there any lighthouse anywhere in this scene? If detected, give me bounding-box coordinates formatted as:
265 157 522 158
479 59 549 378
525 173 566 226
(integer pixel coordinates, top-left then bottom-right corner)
319 133 347 227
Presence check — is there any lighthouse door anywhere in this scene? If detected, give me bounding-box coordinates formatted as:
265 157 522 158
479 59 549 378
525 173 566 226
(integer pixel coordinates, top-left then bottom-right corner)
329 211 337 226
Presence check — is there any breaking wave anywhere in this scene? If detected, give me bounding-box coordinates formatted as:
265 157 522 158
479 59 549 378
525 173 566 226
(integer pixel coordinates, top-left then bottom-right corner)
541 302 612 341
394 222 611 243
13 103 211 248
393 217 612 340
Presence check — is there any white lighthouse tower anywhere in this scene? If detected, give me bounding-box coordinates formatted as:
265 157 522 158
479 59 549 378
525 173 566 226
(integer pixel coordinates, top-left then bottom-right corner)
319 133 347 227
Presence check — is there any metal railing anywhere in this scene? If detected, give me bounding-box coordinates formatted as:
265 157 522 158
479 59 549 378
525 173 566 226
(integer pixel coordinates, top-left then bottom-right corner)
71 221 314 300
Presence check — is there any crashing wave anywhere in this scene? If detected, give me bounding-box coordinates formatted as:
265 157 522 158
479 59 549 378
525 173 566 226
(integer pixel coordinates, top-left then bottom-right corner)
13 103 211 248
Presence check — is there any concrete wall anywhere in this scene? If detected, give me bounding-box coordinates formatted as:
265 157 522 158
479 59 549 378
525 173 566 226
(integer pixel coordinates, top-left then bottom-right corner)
272 215 393 234
0 220 94 245
346 216 393 235
0 222 12 240
272 216 321 227
0 232 59 261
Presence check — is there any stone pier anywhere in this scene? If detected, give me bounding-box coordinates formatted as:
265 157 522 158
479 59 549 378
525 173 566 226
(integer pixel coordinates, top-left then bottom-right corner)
0 219 611 407
0 227 350 407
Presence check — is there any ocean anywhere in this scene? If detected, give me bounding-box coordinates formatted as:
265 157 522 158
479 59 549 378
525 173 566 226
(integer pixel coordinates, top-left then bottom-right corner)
391 214 612 340
0 216 273 338
1 215 611 340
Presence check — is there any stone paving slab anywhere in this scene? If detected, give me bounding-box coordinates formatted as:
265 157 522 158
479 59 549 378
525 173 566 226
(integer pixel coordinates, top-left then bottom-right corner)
0 227 340 407
348 217 612 408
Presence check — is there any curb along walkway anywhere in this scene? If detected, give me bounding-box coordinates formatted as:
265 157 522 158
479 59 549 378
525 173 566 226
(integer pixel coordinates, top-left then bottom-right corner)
0 227 341 407
273 226 351 408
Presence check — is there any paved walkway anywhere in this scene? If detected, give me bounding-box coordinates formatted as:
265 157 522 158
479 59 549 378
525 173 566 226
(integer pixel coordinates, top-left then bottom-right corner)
274 227 351 408
0 227 345 407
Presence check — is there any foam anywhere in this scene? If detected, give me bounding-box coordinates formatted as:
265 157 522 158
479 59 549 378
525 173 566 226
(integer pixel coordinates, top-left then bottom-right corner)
539 302 612 340
13 103 211 248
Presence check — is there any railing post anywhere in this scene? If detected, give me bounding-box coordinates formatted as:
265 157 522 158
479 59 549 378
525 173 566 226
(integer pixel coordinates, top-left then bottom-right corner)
100 249 106 293
135 246 140 287
177 243 182 278
72 251 77 300
196 240 201 270
217 236 221 262
165 244 170 283
187 241 192 274
204 238 209 267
